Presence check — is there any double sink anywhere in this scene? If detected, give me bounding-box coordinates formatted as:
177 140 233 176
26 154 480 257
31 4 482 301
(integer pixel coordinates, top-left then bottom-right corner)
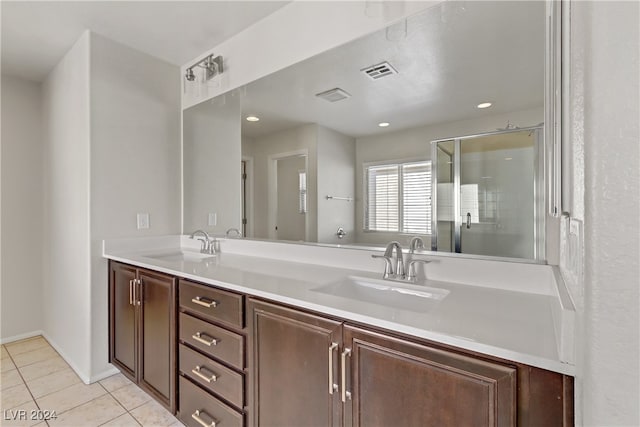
144 249 450 314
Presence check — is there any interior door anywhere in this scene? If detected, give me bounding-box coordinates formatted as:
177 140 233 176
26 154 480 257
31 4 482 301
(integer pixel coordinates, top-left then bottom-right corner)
276 155 306 241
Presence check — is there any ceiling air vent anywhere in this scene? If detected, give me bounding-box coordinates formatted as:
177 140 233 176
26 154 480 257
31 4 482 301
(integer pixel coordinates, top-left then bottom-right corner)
361 61 398 80
315 88 351 102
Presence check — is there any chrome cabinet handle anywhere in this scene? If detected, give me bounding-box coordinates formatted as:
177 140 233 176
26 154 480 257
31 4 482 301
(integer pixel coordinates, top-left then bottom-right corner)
192 409 217 427
341 348 352 402
328 342 338 395
192 365 217 383
192 296 218 308
466 212 471 229
135 279 141 306
192 332 218 346
129 280 133 305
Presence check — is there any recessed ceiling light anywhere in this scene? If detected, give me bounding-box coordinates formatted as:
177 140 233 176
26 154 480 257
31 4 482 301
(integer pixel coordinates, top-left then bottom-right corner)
246 116 260 122
477 102 492 109
504 157 513 161
378 122 390 127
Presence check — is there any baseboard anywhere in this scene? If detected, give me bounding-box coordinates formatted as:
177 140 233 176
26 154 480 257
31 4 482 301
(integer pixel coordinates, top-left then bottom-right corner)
41 332 92 384
90 366 120 383
0 330 44 344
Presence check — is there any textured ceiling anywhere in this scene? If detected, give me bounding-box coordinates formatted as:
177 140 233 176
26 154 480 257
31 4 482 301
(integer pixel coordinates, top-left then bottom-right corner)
1 1 289 82
237 1 545 139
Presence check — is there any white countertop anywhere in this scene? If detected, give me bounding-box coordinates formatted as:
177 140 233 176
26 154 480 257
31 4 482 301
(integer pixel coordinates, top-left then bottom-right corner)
103 236 575 376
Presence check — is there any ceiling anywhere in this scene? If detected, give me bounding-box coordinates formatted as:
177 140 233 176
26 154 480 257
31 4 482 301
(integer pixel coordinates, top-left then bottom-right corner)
1 1 289 82
237 1 545 139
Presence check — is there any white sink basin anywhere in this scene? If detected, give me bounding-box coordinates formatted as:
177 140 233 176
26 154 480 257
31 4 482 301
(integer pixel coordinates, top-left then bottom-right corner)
144 250 215 263
313 276 450 313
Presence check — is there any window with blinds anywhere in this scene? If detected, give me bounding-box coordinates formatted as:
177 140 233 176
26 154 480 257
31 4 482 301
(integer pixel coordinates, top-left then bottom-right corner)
364 161 432 234
298 170 307 214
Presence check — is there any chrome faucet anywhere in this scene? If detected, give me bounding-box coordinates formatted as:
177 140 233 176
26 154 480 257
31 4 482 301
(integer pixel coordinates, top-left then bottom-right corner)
190 230 216 254
409 236 425 254
372 241 431 282
225 228 242 238
372 241 405 279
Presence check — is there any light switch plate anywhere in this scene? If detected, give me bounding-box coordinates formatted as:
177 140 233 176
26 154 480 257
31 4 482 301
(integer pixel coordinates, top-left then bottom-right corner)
208 213 217 226
137 213 150 229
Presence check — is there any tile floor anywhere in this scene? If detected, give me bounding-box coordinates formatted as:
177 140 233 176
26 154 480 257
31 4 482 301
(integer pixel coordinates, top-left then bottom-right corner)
0 336 184 426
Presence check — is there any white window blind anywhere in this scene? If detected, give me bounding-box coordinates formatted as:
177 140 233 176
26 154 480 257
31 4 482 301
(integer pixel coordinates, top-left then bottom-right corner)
365 161 431 234
298 170 307 214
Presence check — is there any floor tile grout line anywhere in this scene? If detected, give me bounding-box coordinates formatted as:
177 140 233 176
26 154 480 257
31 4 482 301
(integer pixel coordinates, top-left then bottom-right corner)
3 343 45 413
6 338 181 426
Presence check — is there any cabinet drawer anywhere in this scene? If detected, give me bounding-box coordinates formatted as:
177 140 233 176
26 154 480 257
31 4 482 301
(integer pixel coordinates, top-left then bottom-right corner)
179 377 243 427
180 279 244 329
180 344 244 409
180 313 244 369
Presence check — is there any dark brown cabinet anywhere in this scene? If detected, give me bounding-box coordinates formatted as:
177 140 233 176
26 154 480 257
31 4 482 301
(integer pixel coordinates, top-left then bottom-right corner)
248 299 343 427
177 279 247 427
344 325 516 426
248 298 573 427
108 262 573 426
109 261 177 412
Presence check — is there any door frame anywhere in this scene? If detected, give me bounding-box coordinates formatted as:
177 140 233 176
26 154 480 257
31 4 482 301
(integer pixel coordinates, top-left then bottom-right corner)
267 149 309 240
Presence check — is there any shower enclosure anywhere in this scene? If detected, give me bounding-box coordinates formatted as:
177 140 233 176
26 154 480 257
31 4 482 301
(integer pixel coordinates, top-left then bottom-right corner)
431 127 544 261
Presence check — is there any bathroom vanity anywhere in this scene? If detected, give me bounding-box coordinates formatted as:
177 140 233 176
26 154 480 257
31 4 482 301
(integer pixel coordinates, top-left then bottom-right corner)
105 236 574 427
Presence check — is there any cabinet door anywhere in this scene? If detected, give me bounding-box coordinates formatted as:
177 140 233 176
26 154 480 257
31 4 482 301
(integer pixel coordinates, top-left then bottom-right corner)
344 325 516 427
248 299 343 427
109 262 138 380
138 268 176 412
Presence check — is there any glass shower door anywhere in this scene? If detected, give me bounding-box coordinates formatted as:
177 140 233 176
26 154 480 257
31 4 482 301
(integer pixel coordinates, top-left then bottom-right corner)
432 128 542 260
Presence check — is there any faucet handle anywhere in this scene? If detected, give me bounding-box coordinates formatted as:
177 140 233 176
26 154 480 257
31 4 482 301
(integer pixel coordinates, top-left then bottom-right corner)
407 259 431 282
196 238 208 253
372 255 394 279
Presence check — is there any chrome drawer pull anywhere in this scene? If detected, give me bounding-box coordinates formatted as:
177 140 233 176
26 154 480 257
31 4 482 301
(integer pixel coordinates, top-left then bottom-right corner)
328 342 338 395
192 409 217 427
192 296 218 308
341 348 352 403
192 365 218 383
192 332 218 346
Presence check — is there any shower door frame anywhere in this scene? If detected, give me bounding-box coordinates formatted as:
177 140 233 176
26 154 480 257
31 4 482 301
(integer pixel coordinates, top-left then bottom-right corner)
430 126 545 261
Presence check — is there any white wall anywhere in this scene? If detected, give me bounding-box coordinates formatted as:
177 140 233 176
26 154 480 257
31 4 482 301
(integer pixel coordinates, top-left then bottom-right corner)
182 1 437 109
0 75 44 342
317 125 355 244
89 33 181 380
242 124 318 240
183 92 241 235
562 2 640 425
354 107 543 246
41 31 92 380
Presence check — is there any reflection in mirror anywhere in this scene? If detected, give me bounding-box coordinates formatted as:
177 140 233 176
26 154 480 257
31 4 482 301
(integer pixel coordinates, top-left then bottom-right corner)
432 127 543 260
183 1 549 261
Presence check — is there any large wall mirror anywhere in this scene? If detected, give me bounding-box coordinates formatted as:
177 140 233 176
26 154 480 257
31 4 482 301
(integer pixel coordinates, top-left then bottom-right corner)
183 1 558 262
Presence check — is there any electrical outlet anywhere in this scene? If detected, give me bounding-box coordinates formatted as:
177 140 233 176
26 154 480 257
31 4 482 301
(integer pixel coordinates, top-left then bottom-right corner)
137 213 150 229
208 213 217 226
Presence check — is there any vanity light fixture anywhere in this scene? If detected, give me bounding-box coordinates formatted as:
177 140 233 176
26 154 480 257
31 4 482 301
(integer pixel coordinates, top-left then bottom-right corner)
477 102 492 109
378 122 390 127
185 54 223 82
246 116 260 122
